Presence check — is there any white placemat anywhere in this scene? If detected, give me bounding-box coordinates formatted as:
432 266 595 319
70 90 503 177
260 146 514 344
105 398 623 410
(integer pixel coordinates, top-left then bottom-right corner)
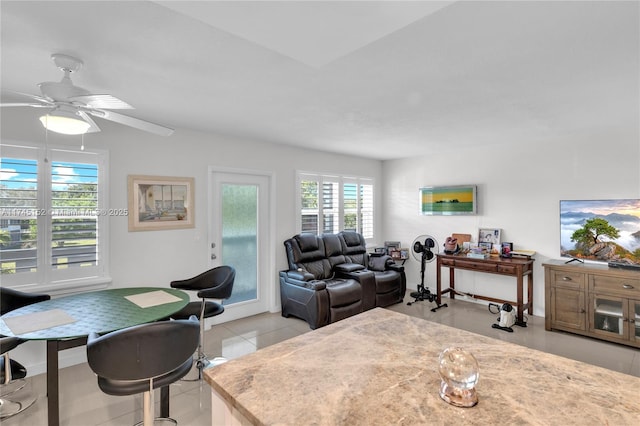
125 290 183 308
3 309 76 335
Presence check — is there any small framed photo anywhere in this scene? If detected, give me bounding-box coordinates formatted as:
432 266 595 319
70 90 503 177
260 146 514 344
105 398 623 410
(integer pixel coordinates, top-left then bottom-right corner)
501 242 513 257
478 228 501 245
384 241 400 255
374 247 386 254
478 242 492 251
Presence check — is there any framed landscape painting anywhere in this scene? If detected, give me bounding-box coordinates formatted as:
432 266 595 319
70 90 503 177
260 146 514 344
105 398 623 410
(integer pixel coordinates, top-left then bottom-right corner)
420 185 477 215
128 175 194 231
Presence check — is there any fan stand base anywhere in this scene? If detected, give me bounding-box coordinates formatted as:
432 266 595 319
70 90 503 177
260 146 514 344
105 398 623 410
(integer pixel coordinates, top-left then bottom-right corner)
407 285 448 312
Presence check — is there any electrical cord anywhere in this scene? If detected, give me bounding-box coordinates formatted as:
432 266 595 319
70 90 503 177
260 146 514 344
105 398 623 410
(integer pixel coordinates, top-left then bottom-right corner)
488 303 501 314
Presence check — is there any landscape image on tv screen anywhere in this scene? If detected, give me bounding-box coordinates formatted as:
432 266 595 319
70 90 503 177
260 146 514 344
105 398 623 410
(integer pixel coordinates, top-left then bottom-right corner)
560 199 640 266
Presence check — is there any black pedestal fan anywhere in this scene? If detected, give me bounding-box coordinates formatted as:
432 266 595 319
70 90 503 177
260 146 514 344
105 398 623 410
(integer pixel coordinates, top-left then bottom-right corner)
407 235 448 312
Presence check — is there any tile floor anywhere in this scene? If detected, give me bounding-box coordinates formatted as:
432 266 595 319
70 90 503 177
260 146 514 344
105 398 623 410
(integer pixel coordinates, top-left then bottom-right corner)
3 295 639 426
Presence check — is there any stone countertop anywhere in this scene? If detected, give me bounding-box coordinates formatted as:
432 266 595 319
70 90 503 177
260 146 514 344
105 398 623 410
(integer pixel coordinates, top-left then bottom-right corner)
204 308 640 425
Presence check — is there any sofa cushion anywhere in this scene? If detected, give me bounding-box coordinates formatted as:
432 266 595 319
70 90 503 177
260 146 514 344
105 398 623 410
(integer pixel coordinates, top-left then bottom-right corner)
322 234 346 269
296 233 320 251
342 231 361 246
373 270 401 294
325 279 361 307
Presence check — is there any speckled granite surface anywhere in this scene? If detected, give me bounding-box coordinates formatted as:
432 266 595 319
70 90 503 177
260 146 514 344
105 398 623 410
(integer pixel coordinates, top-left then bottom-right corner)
204 308 640 425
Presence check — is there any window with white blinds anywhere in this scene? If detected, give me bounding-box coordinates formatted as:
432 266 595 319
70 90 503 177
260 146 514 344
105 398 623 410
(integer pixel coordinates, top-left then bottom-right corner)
1 143 109 291
298 172 374 240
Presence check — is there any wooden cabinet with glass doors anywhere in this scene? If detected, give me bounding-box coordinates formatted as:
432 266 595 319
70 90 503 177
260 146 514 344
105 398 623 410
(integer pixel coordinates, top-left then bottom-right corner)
544 260 640 348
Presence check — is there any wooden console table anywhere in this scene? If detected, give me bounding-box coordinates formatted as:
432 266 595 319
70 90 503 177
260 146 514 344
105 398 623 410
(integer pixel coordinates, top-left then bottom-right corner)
436 253 534 325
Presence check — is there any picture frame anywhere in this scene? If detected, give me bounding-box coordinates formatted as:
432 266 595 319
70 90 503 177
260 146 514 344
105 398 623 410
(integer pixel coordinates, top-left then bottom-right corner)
478 241 493 251
419 185 477 215
478 228 501 245
501 242 513 257
384 241 401 256
128 175 195 231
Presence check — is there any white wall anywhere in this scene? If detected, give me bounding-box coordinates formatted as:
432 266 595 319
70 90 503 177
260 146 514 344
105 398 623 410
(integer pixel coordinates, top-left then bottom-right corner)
382 131 640 317
1 108 383 374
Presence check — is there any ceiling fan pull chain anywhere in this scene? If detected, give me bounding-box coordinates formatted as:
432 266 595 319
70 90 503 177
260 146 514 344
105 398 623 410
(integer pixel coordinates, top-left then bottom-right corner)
81 133 85 151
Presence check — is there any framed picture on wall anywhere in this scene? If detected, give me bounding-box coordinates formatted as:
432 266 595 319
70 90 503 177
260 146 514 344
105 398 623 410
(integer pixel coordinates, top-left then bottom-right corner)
128 175 195 231
419 185 477 215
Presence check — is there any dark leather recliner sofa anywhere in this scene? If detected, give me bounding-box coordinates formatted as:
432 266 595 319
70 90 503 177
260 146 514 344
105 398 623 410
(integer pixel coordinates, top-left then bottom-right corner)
279 231 406 329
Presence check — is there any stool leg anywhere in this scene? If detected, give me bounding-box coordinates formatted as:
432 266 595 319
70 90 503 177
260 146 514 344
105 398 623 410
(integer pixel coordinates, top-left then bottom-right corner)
143 380 153 426
194 300 217 379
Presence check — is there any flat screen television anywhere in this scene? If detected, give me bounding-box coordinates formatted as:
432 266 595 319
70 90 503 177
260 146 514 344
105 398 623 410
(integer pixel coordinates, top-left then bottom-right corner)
560 199 640 268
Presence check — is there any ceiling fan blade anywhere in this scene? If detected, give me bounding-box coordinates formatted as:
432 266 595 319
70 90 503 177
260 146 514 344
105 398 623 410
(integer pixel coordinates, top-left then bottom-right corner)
77 111 101 133
0 102 51 108
70 94 133 110
3 90 54 105
88 109 174 136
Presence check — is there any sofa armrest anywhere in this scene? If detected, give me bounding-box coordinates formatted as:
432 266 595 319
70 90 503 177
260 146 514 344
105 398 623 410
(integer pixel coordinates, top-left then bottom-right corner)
334 263 365 273
279 271 330 329
286 269 315 281
337 269 376 311
281 271 327 291
387 263 404 273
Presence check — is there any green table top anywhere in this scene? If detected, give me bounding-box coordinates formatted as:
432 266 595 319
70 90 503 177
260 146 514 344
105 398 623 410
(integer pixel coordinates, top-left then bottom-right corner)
0 287 189 340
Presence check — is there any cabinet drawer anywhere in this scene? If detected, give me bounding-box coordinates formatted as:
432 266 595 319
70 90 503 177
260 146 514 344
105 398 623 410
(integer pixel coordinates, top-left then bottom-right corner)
590 274 640 297
440 258 456 267
454 260 497 273
498 264 517 274
550 269 585 289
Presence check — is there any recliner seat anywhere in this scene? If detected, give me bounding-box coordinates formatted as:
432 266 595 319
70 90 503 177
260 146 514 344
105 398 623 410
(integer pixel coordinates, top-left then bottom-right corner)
281 233 363 329
338 231 407 307
280 231 405 329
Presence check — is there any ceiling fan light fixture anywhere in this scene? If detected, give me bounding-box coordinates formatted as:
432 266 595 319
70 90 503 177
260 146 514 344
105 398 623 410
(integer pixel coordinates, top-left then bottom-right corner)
39 110 90 135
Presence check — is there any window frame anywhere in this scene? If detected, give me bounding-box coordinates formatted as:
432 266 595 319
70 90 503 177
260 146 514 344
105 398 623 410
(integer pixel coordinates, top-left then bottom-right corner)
296 171 375 243
1 141 111 294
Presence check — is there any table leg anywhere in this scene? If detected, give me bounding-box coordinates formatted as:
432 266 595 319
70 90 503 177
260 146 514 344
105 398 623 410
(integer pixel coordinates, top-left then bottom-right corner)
516 272 524 326
449 268 455 299
46 340 59 426
528 271 534 314
436 259 442 304
160 386 169 418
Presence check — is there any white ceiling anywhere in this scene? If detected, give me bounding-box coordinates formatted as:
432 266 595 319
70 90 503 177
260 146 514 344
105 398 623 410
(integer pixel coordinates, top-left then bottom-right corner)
1 1 638 160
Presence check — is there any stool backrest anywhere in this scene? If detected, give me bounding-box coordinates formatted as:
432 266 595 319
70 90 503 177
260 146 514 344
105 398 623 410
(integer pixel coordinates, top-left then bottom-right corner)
171 265 235 300
1 288 50 315
87 317 199 381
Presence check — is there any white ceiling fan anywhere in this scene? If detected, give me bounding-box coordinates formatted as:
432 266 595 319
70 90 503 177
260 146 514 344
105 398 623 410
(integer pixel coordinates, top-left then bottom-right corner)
1 53 174 136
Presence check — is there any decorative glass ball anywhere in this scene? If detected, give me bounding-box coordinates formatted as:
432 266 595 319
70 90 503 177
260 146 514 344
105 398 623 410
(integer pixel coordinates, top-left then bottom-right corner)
438 347 479 407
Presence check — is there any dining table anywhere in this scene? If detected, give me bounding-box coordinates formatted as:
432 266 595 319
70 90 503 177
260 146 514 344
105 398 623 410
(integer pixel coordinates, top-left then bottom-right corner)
0 286 190 426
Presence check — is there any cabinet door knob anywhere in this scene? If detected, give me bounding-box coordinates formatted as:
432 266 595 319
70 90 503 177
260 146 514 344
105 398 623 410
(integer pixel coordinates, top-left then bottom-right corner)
562 276 572 281
580 309 586 313
622 284 634 289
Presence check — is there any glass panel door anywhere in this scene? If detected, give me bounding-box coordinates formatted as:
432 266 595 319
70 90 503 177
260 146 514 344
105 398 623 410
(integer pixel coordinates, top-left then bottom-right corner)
632 299 640 345
222 183 257 305
589 294 625 338
210 170 271 322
